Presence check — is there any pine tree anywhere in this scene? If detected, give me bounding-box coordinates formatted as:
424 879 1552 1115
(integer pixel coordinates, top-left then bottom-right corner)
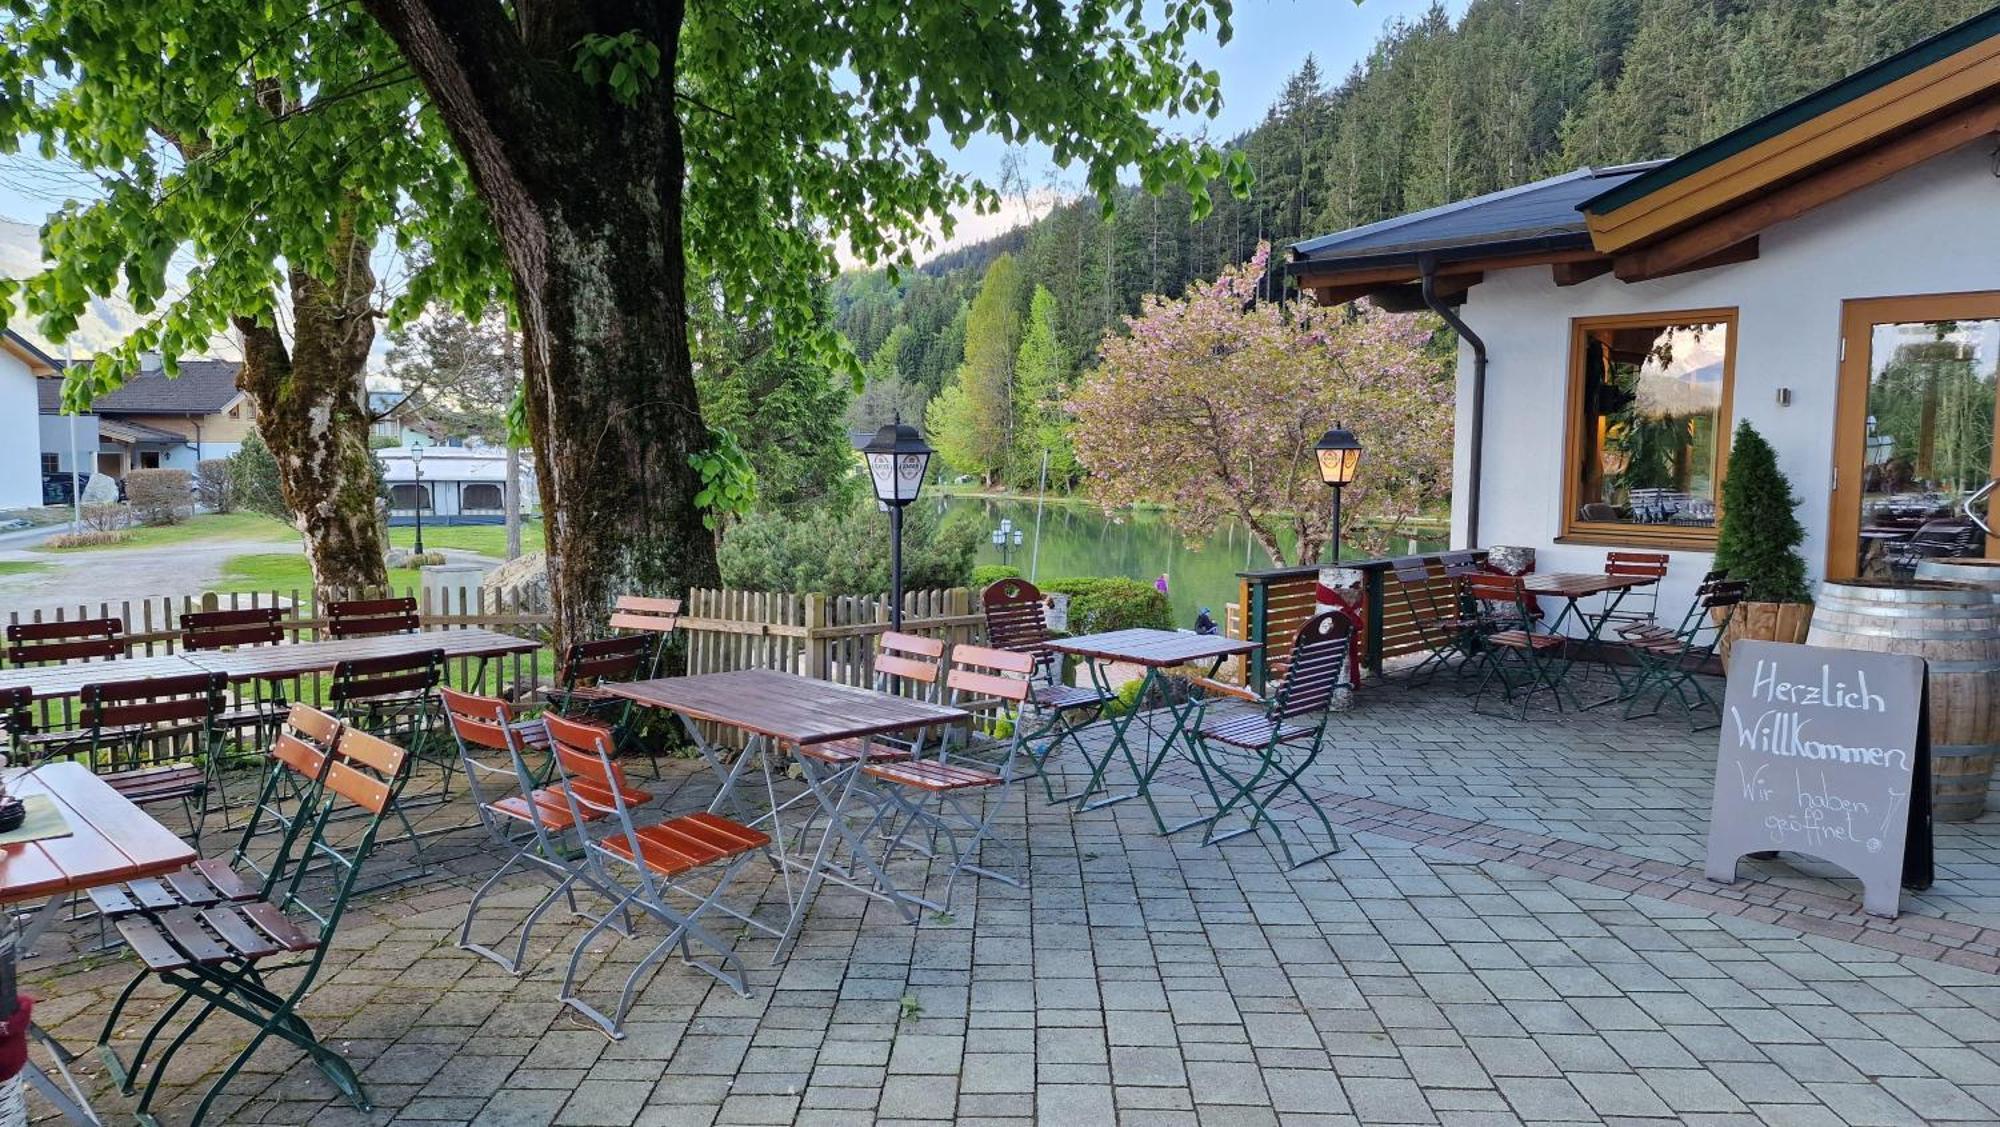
1713 421 1812 603
1011 286 1074 486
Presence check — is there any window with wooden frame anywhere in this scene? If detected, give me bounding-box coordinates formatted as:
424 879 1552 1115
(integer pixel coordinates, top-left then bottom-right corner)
1561 309 1737 548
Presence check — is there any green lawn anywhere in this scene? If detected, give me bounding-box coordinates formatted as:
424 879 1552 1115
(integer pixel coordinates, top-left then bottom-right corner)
39 511 295 552
386 521 540 558
0 561 51 577
218 553 426 595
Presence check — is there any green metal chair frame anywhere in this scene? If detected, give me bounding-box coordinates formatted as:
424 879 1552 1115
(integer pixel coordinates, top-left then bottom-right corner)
95 725 414 1126
1469 575 1577 719
1391 559 1491 688
62 672 231 850
1618 577 1749 730
1180 610 1352 869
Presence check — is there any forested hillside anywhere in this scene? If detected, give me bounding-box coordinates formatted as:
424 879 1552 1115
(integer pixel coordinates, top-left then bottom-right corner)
836 0 1988 489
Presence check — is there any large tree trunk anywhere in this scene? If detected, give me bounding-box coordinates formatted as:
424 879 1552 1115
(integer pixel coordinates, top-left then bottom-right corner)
363 0 718 649
233 212 389 596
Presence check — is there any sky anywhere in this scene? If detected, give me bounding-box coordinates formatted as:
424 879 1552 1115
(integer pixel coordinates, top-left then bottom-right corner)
0 0 1458 350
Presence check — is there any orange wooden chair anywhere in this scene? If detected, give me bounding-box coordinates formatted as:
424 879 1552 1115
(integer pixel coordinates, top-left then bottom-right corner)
547 713 769 1038
444 688 644 974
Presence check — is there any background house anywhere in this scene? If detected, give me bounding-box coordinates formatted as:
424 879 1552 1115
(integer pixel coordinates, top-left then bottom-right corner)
2 329 58 509
38 357 255 477
367 388 447 447
1288 8 2000 618
377 444 537 526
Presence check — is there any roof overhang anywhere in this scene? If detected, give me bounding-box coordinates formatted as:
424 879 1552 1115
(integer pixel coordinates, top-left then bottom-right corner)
1 331 57 377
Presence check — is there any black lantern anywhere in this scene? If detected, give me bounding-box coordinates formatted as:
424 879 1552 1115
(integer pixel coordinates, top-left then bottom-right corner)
862 418 933 629
1314 424 1363 563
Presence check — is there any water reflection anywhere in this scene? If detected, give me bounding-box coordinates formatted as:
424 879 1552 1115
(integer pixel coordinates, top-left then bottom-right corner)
939 495 1440 629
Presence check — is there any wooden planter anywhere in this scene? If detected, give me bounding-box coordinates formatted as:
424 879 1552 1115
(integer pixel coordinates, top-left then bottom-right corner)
1716 599 1811 667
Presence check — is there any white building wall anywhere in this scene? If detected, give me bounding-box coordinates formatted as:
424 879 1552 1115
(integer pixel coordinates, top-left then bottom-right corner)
36 414 99 475
0 353 42 508
1451 142 2000 622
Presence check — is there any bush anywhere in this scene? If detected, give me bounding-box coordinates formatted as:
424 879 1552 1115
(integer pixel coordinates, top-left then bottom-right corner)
195 459 236 513
971 564 1022 590
81 503 129 533
1040 576 1172 634
1713 421 1811 603
45 529 129 549
124 468 191 526
718 493 979 594
228 432 288 520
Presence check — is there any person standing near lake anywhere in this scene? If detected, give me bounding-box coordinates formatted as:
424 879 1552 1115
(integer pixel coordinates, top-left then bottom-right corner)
1155 573 1169 597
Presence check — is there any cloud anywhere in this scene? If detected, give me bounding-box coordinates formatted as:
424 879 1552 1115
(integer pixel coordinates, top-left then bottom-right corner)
835 189 1072 272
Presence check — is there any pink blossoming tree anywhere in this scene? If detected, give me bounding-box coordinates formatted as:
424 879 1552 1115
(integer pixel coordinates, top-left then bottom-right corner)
1072 246 1454 565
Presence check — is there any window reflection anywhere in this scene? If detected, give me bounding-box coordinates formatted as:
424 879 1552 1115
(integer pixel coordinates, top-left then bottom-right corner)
1572 317 1731 532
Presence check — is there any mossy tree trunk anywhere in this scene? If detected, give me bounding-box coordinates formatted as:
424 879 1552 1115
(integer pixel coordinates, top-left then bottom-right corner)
233 211 390 597
364 0 719 649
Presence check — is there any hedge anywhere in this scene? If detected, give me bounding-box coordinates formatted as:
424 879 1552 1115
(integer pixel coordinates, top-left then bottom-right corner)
1039 576 1171 634
971 564 1022 590
125 468 191 526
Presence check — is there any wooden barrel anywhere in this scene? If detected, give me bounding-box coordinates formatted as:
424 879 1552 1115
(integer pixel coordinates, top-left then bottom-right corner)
1916 558 2000 592
1807 580 2000 821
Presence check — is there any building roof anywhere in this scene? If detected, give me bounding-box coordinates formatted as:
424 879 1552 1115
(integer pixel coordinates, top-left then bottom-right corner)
1582 6 2000 218
1289 164 1663 275
2 330 58 376
77 359 244 416
97 418 191 447
378 447 537 485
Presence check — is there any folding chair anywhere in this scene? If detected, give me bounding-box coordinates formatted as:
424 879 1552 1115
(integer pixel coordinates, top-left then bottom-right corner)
330 647 444 775
981 578 1059 682
549 713 769 1039
859 644 1035 913
1600 551 1669 635
86 705 343 930
1468 575 1576 718
1391 559 1486 687
95 727 415 1126
324 596 419 639
4 617 122 666
1180 610 1351 868
549 634 652 727
181 606 289 749
21 672 231 848
445 688 646 974
1618 578 1748 730
0 686 28 757
608 595 682 679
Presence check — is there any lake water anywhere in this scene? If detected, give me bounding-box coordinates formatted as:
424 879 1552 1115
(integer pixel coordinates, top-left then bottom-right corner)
939 494 1443 629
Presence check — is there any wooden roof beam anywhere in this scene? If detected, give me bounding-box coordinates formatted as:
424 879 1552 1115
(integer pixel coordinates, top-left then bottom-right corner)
1609 96 2000 282
1614 236 1761 283
1552 259 1613 286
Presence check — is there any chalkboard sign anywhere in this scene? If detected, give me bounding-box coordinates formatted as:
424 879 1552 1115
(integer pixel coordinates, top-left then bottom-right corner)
1705 639 1932 918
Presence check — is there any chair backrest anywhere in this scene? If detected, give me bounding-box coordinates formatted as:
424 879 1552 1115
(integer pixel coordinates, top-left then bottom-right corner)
180 606 284 651
284 702 342 749
1438 551 1482 577
1910 520 1980 551
609 595 681 637
875 631 945 694
1604 551 1668 581
982 579 1050 655
1274 611 1352 719
440 686 517 752
275 727 413 937
330 648 444 705
1461 572 1522 606
1579 502 1619 522
945 644 1035 706
326 597 419 639
560 634 651 689
5 618 123 666
544 712 658 889
0 686 30 743
78 672 227 733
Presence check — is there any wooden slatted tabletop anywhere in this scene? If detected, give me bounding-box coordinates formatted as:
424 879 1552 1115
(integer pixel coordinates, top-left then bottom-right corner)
0 762 196 903
1047 629 1259 667
602 668 968 746
0 653 209 701
182 627 540 681
1520 572 1658 598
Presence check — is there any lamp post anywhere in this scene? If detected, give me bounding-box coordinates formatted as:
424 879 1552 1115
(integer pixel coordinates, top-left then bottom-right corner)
990 518 1024 566
1314 423 1363 564
862 418 933 630
410 444 426 556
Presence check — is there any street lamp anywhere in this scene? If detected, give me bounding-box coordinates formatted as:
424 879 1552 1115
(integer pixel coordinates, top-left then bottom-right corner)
862 417 933 629
410 444 426 556
1314 423 1363 564
990 518 1024 566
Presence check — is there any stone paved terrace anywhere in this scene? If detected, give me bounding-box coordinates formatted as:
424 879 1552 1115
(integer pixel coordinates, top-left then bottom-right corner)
22 674 2000 1126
